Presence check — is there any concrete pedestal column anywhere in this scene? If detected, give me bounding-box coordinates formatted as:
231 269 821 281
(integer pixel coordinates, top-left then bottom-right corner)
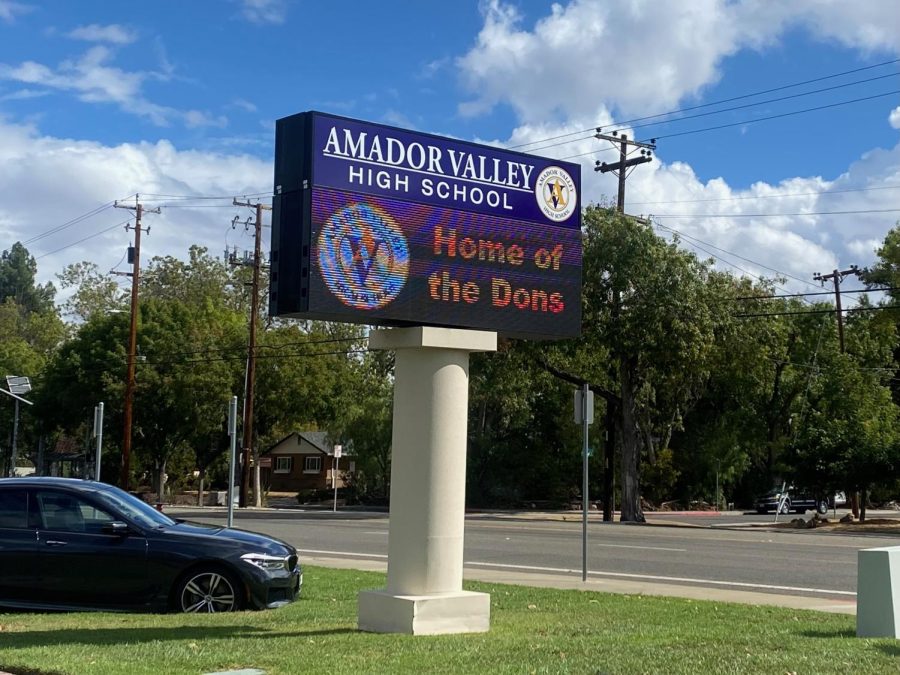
358 327 497 635
857 546 900 638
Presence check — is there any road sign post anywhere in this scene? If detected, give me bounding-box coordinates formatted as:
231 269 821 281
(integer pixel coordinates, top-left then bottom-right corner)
575 385 594 582
227 396 238 528
4 376 32 478
93 402 104 481
333 444 342 513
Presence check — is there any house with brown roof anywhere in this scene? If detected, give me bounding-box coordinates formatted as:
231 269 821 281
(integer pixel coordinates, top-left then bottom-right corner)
260 431 354 494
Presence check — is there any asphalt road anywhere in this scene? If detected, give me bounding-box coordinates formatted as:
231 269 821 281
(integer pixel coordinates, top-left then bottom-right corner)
170 508 900 603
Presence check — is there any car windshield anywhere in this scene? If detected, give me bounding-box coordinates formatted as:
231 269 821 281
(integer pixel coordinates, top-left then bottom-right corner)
94 486 176 529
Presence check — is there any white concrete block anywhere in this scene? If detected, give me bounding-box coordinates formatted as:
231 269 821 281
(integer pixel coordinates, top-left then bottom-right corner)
857 546 900 638
369 326 497 352
358 589 490 635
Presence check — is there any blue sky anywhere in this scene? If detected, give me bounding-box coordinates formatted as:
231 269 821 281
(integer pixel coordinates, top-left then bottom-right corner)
0 0 898 306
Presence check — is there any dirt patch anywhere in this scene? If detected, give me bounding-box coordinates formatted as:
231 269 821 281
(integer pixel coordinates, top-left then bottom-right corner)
770 518 900 534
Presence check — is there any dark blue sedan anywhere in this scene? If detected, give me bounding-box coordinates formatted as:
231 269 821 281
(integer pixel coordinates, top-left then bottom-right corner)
0 477 302 613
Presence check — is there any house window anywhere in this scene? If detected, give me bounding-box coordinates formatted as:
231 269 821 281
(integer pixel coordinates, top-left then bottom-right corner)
303 456 321 473
274 457 292 474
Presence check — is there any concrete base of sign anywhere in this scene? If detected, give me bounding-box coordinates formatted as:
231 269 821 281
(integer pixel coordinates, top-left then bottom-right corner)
358 327 497 635
857 546 900 638
358 589 490 635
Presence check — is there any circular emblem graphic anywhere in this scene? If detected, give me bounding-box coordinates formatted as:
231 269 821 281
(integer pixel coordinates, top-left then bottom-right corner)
534 165 577 222
317 202 409 310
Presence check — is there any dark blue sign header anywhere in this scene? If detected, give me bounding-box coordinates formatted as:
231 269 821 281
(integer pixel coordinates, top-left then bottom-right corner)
310 112 581 229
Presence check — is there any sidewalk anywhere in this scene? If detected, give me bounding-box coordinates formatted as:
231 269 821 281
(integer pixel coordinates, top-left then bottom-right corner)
166 503 898 616
300 551 858 616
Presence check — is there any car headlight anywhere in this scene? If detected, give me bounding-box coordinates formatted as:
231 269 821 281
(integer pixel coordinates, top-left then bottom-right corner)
241 552 289 571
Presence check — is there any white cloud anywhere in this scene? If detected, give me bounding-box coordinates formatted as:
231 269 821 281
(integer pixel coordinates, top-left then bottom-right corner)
890 105 900 130
184 110 228 129
0 119 270 295
457 0 900 122
229 98 258 113
0 1 31 23
497 118 900 293
0 46 222 128
67 24 137 45
239 0 287 25
0 88 49 101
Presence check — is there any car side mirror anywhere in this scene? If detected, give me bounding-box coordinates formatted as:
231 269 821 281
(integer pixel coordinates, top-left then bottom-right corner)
103 521 130 536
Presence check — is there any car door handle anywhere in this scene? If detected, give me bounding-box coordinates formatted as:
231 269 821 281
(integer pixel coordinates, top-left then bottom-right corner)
45 540 67 547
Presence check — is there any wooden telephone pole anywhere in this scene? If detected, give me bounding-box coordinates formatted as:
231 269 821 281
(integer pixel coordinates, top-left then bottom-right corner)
594 130 656 522
814 265 862 517
230 199 270 507
814 266 861 354
113 195 159 490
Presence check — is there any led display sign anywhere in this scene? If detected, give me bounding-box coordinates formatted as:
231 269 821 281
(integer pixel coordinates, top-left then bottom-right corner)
270 112 582 339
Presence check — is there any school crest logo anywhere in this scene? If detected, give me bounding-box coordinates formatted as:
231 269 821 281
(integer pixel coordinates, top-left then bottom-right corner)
534 166 577 222
317 202 409 310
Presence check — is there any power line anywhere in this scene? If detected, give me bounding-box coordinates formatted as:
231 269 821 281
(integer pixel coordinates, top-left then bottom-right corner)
24 201 117 246
735 305 900 318
141 191 271 201
513 84 900 159
736 288 893 300
510 57 900 150
136 348 369 367
626 72 898 135
148 336 362 360
652 207 900 219
636 90 900 144
34 220 132 260
629 184 900 207
652 220 821 290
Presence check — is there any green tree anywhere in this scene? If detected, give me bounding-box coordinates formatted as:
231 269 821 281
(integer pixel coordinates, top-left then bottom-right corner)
56 261 127 322
791 349 899 521
578 207 725 521
0 242 56 316
338 352 394 501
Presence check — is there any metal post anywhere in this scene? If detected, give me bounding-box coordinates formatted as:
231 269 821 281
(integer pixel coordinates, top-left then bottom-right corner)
227 396 238 528
773 481 787 523
332 455 338 513
239 202 264 508
94 402 104 482
715 459 720 512
10 399 19 477
121 202 143 490
582 383 589 583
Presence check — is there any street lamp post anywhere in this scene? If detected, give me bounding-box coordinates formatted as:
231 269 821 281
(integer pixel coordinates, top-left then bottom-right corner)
3 376 33 477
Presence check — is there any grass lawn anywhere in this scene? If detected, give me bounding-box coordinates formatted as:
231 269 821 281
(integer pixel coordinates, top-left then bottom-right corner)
0 566 896 675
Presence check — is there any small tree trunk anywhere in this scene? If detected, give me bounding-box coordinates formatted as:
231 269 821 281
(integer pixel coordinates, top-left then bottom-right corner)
619 355 645 523
860 487 868 523
197 467 205 507
157 459 166 504
253 450 262 507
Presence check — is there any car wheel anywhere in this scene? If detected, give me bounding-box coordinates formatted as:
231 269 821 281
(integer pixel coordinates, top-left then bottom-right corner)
779 500 791 514
176 567 243 613
817 500 829 515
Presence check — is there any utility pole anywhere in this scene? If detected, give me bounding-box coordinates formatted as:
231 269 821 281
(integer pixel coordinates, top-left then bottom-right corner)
814 266 861 354
230 199 270 507
594 130 656 521
594 129 656 214
114 195 158 490
814 265 862 517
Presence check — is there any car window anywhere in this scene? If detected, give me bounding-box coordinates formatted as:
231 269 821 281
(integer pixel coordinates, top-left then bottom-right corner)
94 487 175 529
35 491 116 533
0 488 27 529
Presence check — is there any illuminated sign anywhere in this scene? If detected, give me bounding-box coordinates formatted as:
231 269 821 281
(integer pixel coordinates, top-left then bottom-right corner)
270 112 582 339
